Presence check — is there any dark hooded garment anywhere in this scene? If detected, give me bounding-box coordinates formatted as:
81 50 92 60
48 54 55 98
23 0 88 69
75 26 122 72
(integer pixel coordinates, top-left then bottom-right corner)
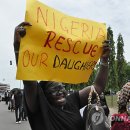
24 81 84 130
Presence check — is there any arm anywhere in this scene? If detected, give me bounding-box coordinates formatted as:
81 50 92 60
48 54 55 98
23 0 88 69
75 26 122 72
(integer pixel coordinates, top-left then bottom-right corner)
94 41 110 93
79 40 110 107
14 22 38 113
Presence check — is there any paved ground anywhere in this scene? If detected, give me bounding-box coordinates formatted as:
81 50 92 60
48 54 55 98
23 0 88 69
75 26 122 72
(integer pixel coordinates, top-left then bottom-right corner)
109 107 118 115
0 101 31 130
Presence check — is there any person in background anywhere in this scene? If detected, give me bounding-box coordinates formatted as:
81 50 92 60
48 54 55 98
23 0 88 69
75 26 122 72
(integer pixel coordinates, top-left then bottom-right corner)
7 92 12 111
111 82 130 130
21 91 27 121
0 95 2 102
4 90 9 105
10 92 15 112
100 92 110 117
13 22 110 130
14 89 22 124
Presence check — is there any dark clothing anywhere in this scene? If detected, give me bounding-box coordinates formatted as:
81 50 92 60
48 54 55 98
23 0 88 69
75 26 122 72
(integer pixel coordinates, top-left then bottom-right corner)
25 84 84 130
99 96 110 117
14 92 22 107
21 107 27 121
22 92 27 121
14 91 22 122
4 92 9 105
15 106 22 122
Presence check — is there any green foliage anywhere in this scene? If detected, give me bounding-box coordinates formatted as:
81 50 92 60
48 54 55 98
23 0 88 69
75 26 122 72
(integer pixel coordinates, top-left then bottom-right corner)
106 95 118 108
125 62 130 80
64 82 85 91
64 65 98 90
79 63 99 89
116 34 127 89
65 28 130 92
106 27 118 91
86 67 97 85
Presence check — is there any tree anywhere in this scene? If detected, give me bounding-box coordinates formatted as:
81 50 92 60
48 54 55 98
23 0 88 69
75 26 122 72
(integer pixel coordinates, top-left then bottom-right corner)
125 62 130 81
106 27 118 91
116 34 127 89
64 64 98 91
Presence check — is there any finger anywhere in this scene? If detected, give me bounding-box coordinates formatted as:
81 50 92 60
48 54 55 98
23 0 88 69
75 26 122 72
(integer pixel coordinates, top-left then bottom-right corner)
15 22 31 34
102 44 109 47
19 28 26 37
103 48 111 53
102 40 110 44
15 26 25 33
102 45 111 50
102 44 110 49
103 45 111 50
103 46 110 49
103 48 111 52
15 26 26 38
18 22 32 27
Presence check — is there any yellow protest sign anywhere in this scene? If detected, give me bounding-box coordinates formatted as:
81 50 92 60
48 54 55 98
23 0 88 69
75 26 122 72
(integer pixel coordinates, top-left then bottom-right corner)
16 0 107 84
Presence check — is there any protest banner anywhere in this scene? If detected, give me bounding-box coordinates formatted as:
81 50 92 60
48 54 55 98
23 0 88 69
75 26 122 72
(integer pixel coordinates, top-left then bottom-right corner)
16 0 107 83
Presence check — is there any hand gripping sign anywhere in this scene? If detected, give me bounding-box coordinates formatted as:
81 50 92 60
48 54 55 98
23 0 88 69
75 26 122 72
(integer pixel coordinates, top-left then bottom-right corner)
16 0 107 84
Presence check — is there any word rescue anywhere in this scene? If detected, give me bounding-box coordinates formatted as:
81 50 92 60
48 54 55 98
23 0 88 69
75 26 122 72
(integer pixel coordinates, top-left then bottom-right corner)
43 31 99 57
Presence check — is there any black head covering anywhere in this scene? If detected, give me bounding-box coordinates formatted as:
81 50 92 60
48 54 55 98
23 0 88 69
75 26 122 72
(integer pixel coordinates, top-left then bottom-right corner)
39 81 65 92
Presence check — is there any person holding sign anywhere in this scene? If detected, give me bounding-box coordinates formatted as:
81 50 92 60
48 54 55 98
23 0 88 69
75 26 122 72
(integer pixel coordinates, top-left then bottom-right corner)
13 22 110 130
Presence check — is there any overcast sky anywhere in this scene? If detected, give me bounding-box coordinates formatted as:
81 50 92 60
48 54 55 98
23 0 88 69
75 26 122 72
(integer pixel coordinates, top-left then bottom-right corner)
0 0 130 89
